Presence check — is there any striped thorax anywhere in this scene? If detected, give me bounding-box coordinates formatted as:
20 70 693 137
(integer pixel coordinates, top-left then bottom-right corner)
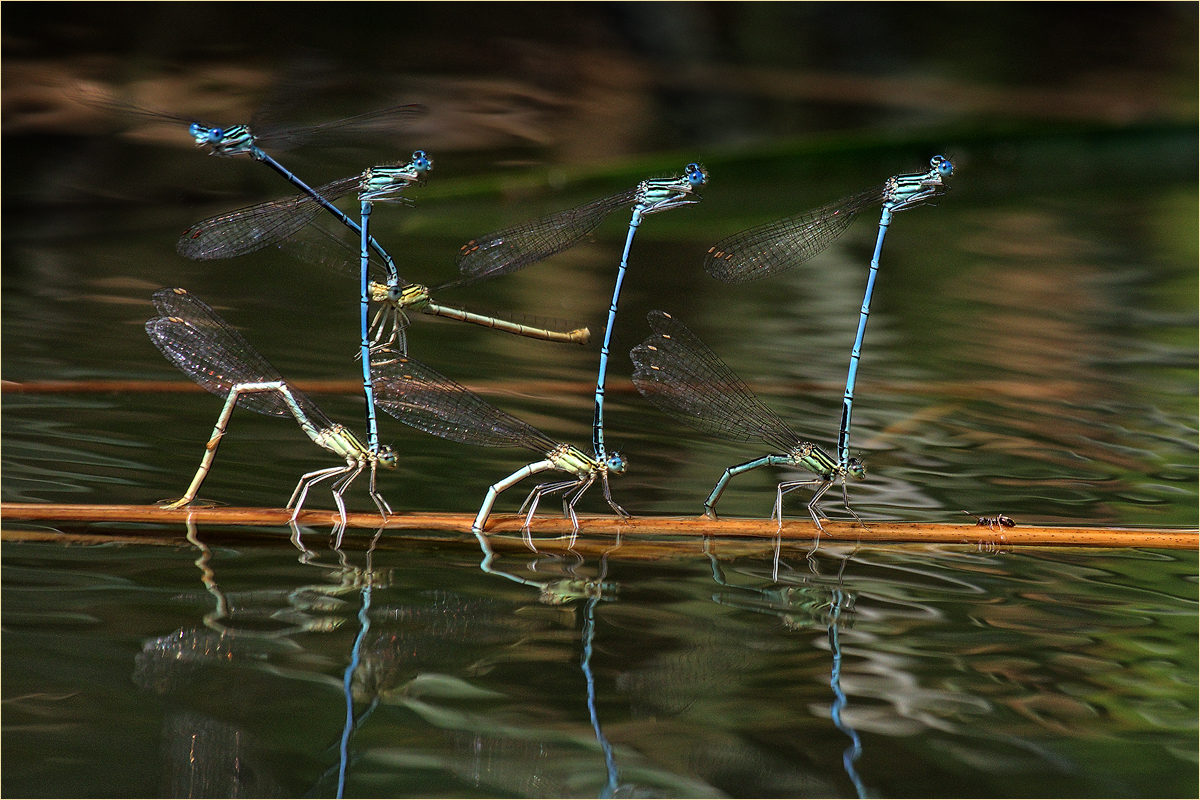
789 442 865 483
371 282 432 311
546 443 599 479
543 442 627 482
313 424 397 469
188 123 256 156
360 150 433 202
884 155 954 213
635 162 708 215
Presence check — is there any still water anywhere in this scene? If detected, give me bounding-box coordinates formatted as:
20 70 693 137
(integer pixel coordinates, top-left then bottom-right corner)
3 125 1197 796
2 535 1196 797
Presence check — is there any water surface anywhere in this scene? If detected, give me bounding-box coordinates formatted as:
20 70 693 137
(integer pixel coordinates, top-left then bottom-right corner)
2 534 1195 797
3 109 1196 799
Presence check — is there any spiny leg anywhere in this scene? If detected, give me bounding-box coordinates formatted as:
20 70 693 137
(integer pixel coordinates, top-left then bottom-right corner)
289 464 354 525
802 480 837 556
773 478 830 532
772 478 832 559
369 305 410 354
599 471 630 521
288 464 343 510
517 478 576 519
329 459 367 524
838 479 866 529
368 305 391 348
519 478 579 550
562 474 597 547
367 461 392 520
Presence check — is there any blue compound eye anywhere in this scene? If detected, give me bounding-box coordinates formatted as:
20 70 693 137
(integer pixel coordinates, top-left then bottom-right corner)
606 452 628 474
387 285 404 302
934 155 954 178
686 163 706 187
188 123 223 146
412 150 431 170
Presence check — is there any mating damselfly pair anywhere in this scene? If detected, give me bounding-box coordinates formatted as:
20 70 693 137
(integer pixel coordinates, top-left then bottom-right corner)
111 85 962 540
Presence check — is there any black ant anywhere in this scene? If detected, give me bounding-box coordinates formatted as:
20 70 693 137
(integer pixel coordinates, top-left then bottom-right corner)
962 510 1016 532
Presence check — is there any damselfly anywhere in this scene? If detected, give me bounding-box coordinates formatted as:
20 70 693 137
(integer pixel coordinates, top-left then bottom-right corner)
705 156 954 473
630 310 865 533
456 163 707 476
80 82 422 264
145 288 395 526
177 154 589 353
369 349 628 545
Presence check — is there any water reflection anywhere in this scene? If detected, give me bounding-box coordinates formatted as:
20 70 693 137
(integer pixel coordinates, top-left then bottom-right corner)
280 523 641 795
3 143 1195 528
691 537 1182 794
468 531 625 795
156 711 283 798
3 9 1196 796
826 588 867 798
4 532 1194 797
582 593 620 797
326 528 384 797
133 522 381 795
705 538 867 796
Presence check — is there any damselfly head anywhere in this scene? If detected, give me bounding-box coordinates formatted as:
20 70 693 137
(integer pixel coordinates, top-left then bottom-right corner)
932 155 954 179
606 451 628 475
846 457 866 480
189 122 223 145
685 162 708 188
376 445 399 469
410 150 433 174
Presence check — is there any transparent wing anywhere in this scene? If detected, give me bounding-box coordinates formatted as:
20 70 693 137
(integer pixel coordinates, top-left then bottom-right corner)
146 287 330 425
456 190 637 279
630 310 802 453
371 352 558 453
704 188 882 284
176 176 361 260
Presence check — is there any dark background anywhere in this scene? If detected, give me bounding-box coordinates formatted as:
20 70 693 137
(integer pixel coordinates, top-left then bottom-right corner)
4 1 1196 197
